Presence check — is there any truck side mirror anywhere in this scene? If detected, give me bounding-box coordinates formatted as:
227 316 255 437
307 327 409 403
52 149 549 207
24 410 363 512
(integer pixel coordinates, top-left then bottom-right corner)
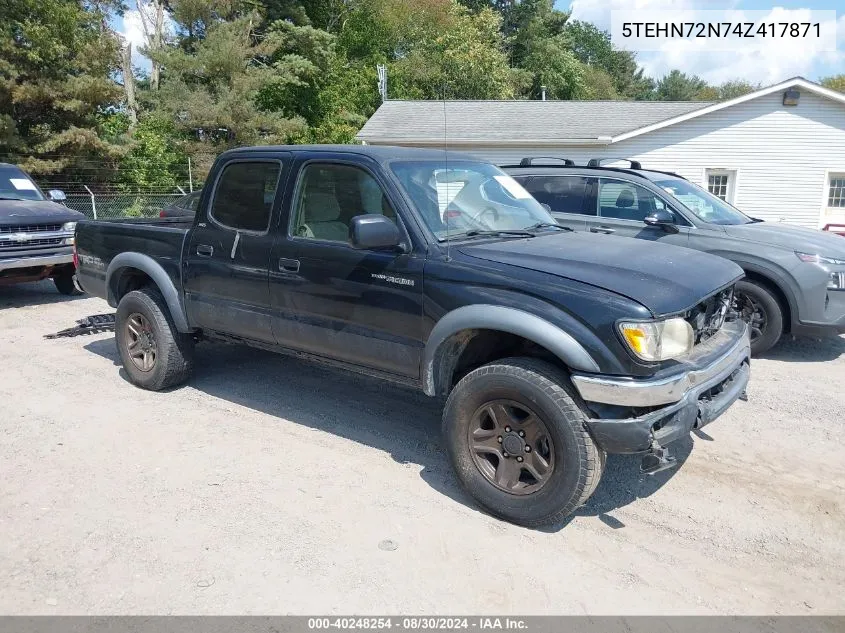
349 215 403 251
644 209 679 233
48 189 67 202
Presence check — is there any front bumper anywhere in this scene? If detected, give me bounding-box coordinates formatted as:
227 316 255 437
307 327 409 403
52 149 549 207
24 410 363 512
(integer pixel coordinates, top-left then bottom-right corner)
0 250 74 272
572 320 751 454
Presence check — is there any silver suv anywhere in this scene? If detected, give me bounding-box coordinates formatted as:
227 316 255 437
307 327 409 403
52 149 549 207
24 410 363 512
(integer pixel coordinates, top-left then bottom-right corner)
504 157 845 355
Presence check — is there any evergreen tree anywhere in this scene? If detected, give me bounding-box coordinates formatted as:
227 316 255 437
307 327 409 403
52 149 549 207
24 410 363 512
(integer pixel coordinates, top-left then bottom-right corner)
0 0 123 178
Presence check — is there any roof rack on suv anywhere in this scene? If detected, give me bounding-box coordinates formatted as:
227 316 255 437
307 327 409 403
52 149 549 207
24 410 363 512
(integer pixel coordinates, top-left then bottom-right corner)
587 158 642 169
499 157 576 168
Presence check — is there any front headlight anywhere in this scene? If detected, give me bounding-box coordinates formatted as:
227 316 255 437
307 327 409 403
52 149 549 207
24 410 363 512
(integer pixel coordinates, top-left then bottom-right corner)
796 251 845 266
619 317 694 361
62 221 77 232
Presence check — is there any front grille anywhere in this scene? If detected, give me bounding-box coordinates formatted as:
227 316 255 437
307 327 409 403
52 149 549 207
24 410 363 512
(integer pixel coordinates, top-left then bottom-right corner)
0 224 63 234
0 237 64 250
685 286 734 344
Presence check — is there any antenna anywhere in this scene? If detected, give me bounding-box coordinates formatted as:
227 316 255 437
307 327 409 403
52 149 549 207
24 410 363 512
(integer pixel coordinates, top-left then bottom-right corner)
442 82 450 262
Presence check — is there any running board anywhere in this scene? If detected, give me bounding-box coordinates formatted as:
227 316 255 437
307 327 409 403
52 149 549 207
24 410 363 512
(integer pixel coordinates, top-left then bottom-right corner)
45 313 116 339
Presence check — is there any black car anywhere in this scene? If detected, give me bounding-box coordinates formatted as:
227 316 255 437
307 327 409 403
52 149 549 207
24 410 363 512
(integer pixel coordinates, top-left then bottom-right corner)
159 191 202 218
75 145 750 527
504 158 845 355
0 163 83 294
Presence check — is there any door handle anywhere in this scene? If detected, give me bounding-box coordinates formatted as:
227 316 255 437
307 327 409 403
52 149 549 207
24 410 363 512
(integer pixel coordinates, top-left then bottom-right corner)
196 244 214 256
278 258 300 273
590 226 615 234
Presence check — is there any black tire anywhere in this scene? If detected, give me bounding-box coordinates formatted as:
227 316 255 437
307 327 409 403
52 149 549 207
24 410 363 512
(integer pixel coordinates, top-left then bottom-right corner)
115 287 194 391
735 279 783 356
442 357 604 527
54 269 82 296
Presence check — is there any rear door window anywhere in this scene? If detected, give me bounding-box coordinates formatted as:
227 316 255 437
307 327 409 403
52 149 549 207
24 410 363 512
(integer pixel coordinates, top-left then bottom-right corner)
209 161 281 232
598 178 666 222
517 176 595 216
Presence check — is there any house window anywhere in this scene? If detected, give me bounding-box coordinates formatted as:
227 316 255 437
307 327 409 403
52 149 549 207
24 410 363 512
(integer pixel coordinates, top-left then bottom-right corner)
705 169 736 203
829 175 845 208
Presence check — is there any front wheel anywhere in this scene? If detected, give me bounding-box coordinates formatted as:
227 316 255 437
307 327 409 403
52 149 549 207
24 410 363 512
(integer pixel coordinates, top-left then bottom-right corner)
735 279 783 356
442 357 604 527
115 287 194 391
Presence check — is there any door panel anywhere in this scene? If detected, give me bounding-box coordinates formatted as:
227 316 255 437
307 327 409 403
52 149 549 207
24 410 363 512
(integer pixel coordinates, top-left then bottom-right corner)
183 157 288 343
269 159 424 378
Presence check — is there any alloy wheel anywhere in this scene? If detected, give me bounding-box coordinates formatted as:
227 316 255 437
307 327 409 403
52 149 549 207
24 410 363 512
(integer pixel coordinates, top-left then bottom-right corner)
468 399 555 495
125 312 157 372
735 291 767 344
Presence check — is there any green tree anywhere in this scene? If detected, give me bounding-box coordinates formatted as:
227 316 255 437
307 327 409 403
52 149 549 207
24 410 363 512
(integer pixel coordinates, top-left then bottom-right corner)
0 0 124 178
581 65 618 99
564 20 654 100
696 79 758 101
655 70 707 101
148 9 309 173
820 74 845 93
119 115 188 189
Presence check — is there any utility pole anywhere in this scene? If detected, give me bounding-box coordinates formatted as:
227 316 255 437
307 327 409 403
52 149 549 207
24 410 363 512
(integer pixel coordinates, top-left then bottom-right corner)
121 41 139 128
377 64 387 102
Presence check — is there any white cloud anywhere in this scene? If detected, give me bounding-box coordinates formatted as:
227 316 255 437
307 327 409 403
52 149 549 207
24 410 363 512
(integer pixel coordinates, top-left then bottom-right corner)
122 9 147 63
569 1 844 85
117 4 176 69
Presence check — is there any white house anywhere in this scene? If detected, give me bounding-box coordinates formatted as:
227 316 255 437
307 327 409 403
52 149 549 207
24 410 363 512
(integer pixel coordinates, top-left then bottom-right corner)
356 77 845 229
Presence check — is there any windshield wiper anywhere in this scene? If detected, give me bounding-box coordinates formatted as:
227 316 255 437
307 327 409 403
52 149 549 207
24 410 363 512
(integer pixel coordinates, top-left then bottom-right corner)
0 196 25 201
461 229 537 239
523 222 573 232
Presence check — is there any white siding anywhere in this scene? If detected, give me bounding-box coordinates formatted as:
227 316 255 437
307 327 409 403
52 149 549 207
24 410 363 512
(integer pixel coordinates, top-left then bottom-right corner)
383 91 845 228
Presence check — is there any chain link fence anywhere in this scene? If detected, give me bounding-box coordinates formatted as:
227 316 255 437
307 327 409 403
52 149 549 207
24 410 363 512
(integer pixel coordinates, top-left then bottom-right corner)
60 191 189 219
33 182 194 220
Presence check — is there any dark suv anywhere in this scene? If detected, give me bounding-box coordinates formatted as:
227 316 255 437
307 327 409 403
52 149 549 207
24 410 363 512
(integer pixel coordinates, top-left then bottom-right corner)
504 158 845 355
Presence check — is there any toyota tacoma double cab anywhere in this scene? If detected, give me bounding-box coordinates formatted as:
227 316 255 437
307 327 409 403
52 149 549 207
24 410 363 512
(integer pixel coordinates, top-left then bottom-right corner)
75 145 751 527
0 163 83 294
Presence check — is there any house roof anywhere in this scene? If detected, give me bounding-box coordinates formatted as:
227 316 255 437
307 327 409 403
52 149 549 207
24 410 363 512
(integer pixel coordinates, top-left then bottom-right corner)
357 100 712 145
356 77 845 146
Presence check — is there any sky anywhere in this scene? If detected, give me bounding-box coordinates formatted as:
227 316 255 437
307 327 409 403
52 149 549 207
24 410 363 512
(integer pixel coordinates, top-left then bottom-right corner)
564 0 844 84
115 1 844 86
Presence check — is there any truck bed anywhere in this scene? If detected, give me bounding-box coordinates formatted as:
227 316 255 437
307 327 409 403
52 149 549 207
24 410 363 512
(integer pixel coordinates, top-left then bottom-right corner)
75 217 192 306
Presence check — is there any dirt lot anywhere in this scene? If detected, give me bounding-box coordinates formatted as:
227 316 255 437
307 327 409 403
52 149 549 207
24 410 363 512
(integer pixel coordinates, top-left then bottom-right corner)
1 281 844 615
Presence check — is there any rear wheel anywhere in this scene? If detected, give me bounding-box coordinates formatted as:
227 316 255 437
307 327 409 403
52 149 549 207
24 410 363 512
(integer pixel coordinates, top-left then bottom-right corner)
115 287 194 391
53 268 82 296
443 357 603 527
735 279 783 356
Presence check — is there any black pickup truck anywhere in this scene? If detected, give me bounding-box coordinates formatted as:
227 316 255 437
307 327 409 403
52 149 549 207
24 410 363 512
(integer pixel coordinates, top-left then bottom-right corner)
76 145 751 526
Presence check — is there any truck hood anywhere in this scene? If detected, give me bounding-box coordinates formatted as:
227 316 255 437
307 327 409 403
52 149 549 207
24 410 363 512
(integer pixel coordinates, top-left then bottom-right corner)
0 199 84 227
459 232 743 316
724 222 845 257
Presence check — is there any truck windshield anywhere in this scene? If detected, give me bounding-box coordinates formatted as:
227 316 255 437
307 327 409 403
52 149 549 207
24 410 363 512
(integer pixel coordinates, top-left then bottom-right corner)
655 178 752 225
0 165 44 202
391 160 556 240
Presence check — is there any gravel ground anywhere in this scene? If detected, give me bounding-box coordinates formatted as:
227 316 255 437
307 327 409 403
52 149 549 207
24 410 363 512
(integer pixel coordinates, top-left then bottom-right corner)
1 281 844 615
